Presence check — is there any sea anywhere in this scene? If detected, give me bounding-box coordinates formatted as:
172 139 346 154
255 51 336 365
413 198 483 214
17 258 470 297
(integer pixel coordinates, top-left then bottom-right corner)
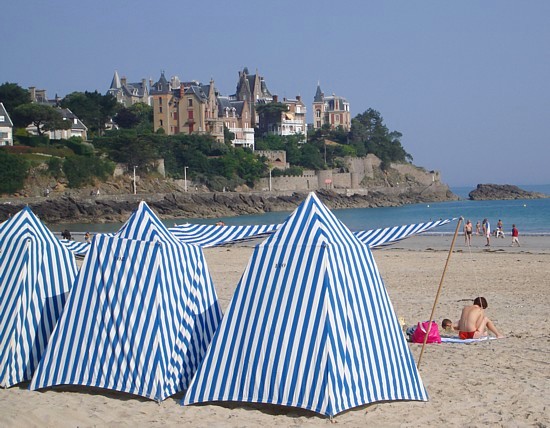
50 184 550 236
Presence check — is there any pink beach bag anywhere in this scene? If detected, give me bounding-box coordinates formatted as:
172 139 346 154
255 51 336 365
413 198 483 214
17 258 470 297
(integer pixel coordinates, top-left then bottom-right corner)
411 321 441 344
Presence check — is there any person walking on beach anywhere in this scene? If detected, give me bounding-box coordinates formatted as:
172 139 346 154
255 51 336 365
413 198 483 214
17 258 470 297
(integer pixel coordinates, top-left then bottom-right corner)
496 219 505 238
464 219 473 246
457 297 504 339
511 224 520 247
482 218 491 246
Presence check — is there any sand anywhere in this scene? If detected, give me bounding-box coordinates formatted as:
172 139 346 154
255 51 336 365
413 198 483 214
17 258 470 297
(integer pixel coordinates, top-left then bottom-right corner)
1 235 549 427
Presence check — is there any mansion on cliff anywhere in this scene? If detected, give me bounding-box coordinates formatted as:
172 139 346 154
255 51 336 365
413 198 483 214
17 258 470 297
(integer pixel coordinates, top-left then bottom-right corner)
107 67 349 150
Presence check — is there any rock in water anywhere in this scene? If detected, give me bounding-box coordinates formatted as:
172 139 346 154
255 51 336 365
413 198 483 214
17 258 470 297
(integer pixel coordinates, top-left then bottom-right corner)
469 184 549 200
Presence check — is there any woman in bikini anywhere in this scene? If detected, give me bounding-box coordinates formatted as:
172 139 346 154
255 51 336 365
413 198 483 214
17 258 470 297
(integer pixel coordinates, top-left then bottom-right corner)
457 297 504 339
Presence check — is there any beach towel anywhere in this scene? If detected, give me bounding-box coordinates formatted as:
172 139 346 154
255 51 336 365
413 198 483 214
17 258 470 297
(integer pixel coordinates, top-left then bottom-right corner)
441 336 497 344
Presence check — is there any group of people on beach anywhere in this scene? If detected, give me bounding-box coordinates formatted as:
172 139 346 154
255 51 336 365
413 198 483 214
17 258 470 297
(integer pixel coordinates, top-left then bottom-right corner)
407 296 505 342
463 218 520 247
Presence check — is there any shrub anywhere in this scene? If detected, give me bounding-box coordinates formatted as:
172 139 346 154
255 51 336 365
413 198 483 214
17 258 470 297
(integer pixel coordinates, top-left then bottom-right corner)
0 150 29 193
63 155 115 188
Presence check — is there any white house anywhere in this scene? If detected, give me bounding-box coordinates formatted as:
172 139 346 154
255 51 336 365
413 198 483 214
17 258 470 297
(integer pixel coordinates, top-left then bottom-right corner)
26 108 88 140
0 103 14 146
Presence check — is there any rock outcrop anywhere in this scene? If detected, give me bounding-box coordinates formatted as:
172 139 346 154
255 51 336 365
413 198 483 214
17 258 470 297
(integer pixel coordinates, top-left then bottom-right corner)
469 184 548 201
0 186 458 224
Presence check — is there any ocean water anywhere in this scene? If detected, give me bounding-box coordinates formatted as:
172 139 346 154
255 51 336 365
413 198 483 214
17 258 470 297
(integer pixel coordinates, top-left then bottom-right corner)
50 184 550 236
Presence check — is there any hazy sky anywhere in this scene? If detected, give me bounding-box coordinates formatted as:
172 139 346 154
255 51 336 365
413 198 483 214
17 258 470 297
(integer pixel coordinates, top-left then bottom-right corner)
2 0 549 187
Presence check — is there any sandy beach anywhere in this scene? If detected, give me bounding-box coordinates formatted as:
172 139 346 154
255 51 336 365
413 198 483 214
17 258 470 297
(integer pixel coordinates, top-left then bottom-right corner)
1 235 549 427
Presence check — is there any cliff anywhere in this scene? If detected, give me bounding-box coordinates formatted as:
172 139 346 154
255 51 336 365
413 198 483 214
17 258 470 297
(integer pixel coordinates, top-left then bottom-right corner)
0 185 457 225
0 155 458 224
469 184 549 201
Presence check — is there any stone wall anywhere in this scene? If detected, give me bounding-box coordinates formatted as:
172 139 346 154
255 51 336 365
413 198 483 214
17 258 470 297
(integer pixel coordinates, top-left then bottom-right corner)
256 154 443 193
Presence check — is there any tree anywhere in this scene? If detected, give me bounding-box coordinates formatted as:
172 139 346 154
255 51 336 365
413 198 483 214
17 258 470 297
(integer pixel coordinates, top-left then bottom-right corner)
0 150 28 193
63 155 115 188
14 104 68 136
62 91 118 137
350 109 412 165
113 102 153 130
0 82 31 126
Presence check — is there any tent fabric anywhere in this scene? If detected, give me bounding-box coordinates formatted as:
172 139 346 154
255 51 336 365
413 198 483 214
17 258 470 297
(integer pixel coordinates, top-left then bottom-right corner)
30 202 222 401
169 219 452 249
183 192 428 417
0 207 77 387
58 218 453 255
356 218 456 248
169 223 279 248
59 239 90 256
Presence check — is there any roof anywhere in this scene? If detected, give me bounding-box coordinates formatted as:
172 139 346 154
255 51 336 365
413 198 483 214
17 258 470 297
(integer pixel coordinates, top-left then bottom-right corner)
313 84 324 102
0 103 13 127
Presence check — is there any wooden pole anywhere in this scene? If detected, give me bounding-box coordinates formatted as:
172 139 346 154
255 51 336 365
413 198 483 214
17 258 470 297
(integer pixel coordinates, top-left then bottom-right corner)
417 217 463 369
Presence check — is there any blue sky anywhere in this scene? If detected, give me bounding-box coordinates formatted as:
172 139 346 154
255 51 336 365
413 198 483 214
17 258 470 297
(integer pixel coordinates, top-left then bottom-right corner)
2 0 549 187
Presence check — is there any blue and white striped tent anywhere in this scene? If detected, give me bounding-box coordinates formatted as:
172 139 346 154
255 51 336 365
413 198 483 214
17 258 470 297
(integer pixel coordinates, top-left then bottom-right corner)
356 218 456 248
30 201 222 401
0 207 77 387
183 192 428 417
59 239 91 257
169 223 280 247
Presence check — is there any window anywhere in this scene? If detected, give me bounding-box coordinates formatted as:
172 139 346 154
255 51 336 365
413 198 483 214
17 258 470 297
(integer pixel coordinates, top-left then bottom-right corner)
188 111 194 120
160 119 163 127
188 98 193 107
159 106 163 113
0 116 4 121
316 110 321 118
159 97 163 105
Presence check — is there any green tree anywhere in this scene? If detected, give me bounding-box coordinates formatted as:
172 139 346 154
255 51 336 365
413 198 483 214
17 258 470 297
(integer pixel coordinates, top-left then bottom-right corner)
350 109 412 166
62 91 118 137
13 104 69 136
113 102 153 131
0 150 28 193
63 155 115 188
0 82 31 126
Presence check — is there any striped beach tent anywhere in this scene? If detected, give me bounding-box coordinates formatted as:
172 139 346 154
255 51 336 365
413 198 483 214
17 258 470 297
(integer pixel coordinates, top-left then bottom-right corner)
169 223 280 247
59 239 90 257
0 207 77 387
30 202 222 401
356 218 456 249
183 192 428 417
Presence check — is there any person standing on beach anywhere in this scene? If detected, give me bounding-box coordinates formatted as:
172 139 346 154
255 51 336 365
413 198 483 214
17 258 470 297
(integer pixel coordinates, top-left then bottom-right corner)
511 224 520 247
457 297 504 339
464 219 473 246
482 218 491 246
496 219 505 238
475 221 481 235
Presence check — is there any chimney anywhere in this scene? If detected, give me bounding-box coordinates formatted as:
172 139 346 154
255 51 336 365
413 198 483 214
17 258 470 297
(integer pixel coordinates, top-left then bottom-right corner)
273 95 278 103
296 95 301 101
121 76 127 86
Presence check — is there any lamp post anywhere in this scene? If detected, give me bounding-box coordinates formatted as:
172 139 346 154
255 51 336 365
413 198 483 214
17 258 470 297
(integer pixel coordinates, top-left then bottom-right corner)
269 166 272 192
133 166 137 195
184 166 189 192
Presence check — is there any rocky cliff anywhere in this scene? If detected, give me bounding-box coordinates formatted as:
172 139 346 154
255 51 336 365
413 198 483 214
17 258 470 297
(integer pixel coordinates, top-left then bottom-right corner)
468 184 548 201
0 185 457 224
